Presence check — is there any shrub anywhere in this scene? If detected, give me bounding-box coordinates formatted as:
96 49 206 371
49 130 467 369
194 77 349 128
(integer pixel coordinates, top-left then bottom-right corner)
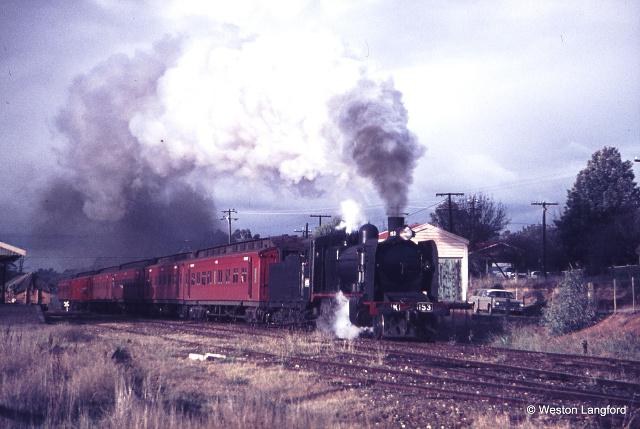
542 270 597 336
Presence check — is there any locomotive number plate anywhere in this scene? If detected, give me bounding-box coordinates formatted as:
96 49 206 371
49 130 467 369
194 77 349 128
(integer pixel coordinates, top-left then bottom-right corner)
417 302 433 312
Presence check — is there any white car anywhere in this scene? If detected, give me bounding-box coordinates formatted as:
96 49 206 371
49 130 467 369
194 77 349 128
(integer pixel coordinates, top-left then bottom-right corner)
468 288 524 314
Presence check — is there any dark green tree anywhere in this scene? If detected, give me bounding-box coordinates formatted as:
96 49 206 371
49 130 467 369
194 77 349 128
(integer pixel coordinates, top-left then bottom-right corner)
542 270 597 336
312 217 343 237
504 224 566 274
430 193 509 249
231 229 260 243
555 147 640 273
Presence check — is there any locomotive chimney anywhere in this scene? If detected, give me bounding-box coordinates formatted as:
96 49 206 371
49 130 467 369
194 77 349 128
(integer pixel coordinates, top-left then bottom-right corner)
387 216 405 237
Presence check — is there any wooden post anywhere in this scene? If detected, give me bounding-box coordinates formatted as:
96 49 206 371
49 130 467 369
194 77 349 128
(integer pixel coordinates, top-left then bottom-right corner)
633 277 636 314
613 278 617 314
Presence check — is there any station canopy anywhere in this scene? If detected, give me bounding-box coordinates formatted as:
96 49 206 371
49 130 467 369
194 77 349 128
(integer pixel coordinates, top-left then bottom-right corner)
0 241 26 264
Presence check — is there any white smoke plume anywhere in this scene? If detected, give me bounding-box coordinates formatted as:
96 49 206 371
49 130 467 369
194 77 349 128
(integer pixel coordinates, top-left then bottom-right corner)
337 199 366 233
41 23 424 266
54 24 424 220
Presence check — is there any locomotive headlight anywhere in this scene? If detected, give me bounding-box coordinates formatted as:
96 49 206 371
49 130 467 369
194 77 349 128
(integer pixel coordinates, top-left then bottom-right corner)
398 226 414 241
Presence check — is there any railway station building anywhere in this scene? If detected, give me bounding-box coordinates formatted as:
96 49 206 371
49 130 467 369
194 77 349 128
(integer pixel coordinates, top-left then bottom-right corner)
1 241 27 304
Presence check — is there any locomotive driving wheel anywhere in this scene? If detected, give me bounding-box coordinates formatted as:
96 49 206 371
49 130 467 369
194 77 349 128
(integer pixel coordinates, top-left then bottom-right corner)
372 314 387 340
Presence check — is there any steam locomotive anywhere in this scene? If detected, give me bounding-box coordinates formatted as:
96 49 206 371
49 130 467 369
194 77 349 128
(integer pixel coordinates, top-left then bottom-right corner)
58 216 443 339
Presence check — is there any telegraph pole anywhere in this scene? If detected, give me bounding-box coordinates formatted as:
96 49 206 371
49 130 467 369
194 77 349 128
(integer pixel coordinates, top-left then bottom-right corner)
532 202 558 279
436 193 464 234
310 214 332 227
221 209 238 244
294 223 310 239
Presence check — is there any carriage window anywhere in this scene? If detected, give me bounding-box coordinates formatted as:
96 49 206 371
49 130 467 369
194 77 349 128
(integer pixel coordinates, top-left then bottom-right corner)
217 270 223 284
233 268 239 283
207 271 212 284
241 268 247 283
197 272 201 285
225 269 231 283
191 273 196 285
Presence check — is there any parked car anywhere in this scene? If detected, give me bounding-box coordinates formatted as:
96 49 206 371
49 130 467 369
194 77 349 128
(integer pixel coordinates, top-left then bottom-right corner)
468 288 524 314
503 267 527 279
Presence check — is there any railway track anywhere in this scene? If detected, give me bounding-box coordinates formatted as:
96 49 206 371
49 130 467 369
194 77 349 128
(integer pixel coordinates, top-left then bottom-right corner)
76 316 639 423
401 341 640 381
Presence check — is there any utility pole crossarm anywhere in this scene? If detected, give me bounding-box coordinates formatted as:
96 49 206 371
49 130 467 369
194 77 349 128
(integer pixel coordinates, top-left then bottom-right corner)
310 214 332 227
294 223 310 239
436 192 464 234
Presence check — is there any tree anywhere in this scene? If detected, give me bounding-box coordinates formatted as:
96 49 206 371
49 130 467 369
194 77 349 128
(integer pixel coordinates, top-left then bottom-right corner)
430 193 510 249
504 224 567 274
231 229 260 243
312 217 343 237
555 147 640 273
542 270 597 336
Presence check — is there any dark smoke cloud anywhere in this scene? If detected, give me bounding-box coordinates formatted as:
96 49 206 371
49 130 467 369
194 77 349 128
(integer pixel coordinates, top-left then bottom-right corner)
55 37 184 222
326 79 424 214
31 36 226 269
33 177 224 269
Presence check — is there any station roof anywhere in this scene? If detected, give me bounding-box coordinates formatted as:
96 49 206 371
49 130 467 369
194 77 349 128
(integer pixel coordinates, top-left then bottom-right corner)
0 241 26 264
5 272 52 294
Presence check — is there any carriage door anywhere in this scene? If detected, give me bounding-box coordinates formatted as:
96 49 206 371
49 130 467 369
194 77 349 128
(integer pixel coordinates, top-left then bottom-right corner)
187 264 194 299
245 257 252 299
173 265 180 299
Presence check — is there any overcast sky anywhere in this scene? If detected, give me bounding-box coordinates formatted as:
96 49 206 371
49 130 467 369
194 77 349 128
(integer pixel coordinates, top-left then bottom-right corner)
1 1 639 270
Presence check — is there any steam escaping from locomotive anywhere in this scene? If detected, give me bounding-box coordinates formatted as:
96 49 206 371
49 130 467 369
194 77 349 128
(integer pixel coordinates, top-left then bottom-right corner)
337 199 366 233
318 292 365 340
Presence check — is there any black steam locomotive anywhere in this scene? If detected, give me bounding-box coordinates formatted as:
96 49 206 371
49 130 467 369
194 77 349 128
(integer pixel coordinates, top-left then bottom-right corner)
269 216 441 339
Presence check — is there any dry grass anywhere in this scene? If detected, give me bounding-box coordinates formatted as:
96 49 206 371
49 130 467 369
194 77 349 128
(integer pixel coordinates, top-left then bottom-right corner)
488 316 640 362
3 317 636 428
0 323 362 428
